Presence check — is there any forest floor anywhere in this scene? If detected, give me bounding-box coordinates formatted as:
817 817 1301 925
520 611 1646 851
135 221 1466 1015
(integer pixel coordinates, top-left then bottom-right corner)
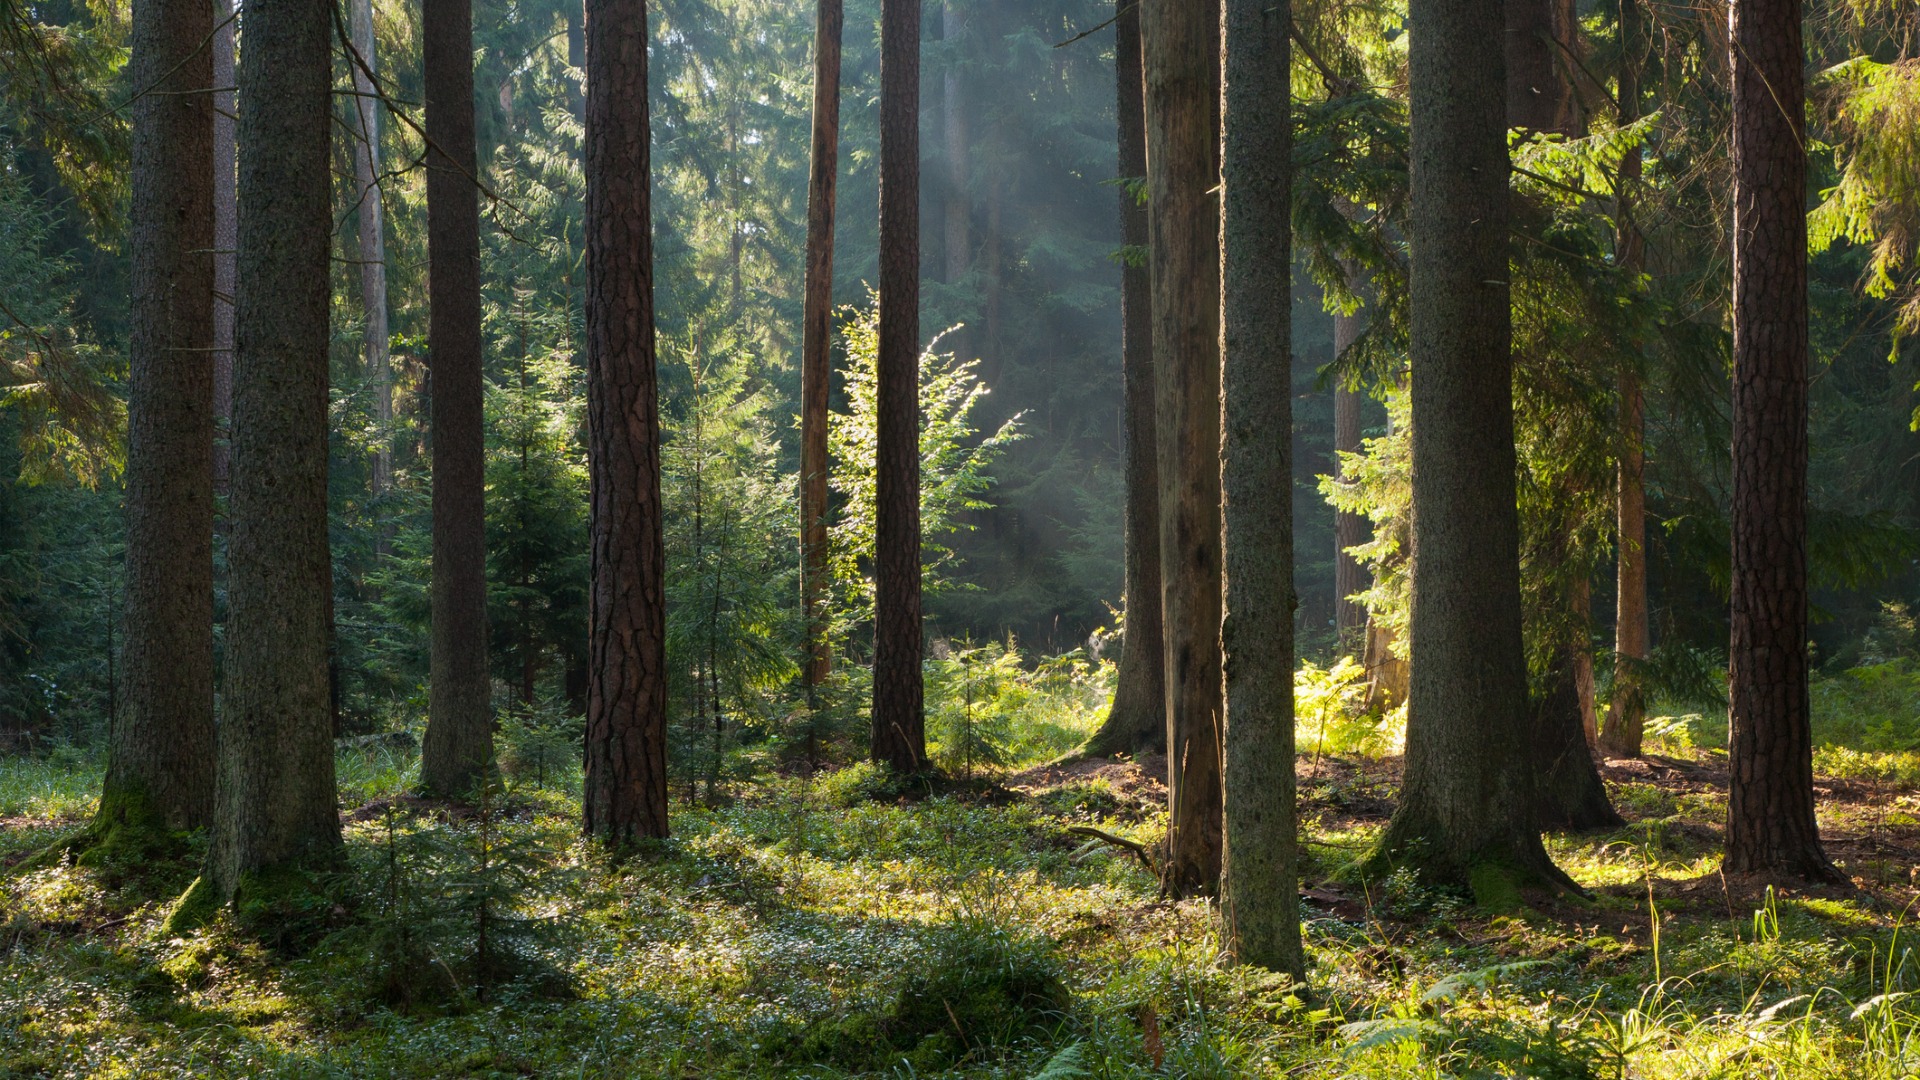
2 736 1918 1078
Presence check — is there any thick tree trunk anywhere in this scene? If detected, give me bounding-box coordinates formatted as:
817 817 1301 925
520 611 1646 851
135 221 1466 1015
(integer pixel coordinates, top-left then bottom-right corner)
1142 0 1223 897
871 0 925 774
211 0 235 500
1725 0 1840 883
208 0 341 900
1082 0 1163 759
1332 297 1368 650
1376 0 1570 895
420 0 493 797
942 1 967 287
1220 0 1301 977
800 0 841 697
583 0 669 844
104 0 216 836
349 0 392 507
1602 0 1650 760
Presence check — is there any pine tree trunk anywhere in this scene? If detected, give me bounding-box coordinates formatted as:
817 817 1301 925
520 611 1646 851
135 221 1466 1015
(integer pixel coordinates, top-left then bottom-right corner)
1725 0 1840 883
1375 0 1570 895
208 0 342 899
104 0 217 835
942 1 967 287
800 0 841 696
1220 0 1300 977
1332 292 1368 650
1142 0 1223 897
871 0 925 774
583 0 669 844
211 0 235 501
1603 0 1650 760
420 0 494 797
349 0 393 508
1082 0 1163 759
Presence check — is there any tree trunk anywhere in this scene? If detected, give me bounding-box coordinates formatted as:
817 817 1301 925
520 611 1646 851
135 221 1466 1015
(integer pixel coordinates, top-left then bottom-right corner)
871 0 925 774
1220 0 1301 978
103 0 217 837
349 0 393 509
1603 0 1650 760
1724 0 1840 883
583 0 669 844
1504 0 1581 136
1142 0 1223 897
1534 560 1622 830
1375 0 1570 896
1081 0 1163 759
800 0 841 697
942 1 968 286
211 0 235 500
208 0 342 900
1332 292 1368 650
420 0 494 798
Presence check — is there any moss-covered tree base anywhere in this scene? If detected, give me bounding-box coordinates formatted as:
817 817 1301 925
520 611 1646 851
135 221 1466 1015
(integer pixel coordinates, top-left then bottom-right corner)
163 863 344 950
23 788 198 886
1355 815 1585 913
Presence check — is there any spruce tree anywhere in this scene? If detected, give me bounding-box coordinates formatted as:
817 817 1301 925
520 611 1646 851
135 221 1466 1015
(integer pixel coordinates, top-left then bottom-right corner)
206 0 342 902
103 0 216 838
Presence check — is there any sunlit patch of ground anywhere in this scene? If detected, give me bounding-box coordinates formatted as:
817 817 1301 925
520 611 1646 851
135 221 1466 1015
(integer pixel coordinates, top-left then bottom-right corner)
2 735 1917 1077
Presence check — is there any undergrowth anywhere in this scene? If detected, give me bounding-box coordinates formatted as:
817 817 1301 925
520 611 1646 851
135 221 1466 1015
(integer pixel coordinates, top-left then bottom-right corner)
4 655 1919 1077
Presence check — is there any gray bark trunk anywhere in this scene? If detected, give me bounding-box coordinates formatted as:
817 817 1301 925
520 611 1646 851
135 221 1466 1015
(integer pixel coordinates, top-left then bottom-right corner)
1219 0 1301 977
420 0 495 797
1375 0 1569 894
209 0 342 899
105 0 217 835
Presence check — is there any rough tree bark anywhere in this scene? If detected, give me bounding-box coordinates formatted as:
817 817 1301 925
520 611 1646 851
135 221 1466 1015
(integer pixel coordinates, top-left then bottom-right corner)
207 0 342 901
420 0 494 797
800 0 841 699
583 0 669 844
1219 0 1301 977
101 0 217 839
1374 0 1572 896
1142 0 1224 897
1082 0 1164 759
1602 0 1650 759
871 0 926 774
212 0 234 499
349 0 392 507
1724 0 1841 883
